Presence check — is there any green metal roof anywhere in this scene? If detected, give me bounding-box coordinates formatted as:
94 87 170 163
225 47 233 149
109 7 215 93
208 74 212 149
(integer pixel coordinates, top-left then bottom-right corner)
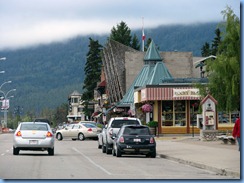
144 40 162 61
119 62 173 106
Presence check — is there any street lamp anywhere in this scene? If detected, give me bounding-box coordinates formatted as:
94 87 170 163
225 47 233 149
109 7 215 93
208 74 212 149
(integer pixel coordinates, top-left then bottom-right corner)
0 88 16 128
0 81 12 90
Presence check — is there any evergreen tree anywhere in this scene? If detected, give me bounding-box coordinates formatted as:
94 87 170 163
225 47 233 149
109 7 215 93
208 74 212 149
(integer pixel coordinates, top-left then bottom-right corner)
110 21 132 46
131 34 140 50
206 7 240 112
109 21 140 50
211 28 221 55
82 38 103 115
201 28 221 57
201 42 211 57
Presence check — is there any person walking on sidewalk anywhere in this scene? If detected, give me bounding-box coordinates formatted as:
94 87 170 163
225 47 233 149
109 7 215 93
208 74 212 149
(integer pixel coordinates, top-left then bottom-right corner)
232 116 240 151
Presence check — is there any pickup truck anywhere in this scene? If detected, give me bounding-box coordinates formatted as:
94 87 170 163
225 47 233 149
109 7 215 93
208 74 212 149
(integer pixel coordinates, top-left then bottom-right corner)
100 117 142 154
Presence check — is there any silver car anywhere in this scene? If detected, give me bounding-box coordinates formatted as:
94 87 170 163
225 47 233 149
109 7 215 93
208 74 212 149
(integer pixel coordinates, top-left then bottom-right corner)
56 123 101 141
13 122 55 155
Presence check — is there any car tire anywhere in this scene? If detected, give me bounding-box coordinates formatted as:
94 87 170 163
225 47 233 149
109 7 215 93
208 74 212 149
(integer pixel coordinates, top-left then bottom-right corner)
150 149 156 158
48 148 54 156
78 133 85 141
13 147 19 155
112 147 116 156
106 143 112 154
102 142 106 153
116 147 121 157
98 142 102 149
56 133 63 141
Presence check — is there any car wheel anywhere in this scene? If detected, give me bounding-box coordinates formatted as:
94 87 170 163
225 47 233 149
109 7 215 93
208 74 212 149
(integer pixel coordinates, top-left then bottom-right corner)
13 147 19 155
116 147 121 157
102 142 106 153
78 133 85 141
150 149 156 158
106 143 112 154
112 147 116 156
48 148 54 156
56 133 63 141
98 141 102 149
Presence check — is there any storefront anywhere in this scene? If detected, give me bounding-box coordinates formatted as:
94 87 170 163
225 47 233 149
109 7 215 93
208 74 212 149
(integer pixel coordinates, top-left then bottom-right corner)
134 84 203 134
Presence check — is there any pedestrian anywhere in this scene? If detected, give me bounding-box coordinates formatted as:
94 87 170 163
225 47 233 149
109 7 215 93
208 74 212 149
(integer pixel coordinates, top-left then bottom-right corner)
232 116 240 151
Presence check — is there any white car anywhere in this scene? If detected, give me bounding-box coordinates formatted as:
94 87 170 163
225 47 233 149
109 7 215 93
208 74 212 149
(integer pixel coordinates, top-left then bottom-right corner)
56 123 101 141
13 122 55 155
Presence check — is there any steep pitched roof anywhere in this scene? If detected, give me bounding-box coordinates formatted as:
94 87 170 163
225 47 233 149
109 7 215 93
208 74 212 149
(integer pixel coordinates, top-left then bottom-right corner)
119 62 173 106
144 40 162 61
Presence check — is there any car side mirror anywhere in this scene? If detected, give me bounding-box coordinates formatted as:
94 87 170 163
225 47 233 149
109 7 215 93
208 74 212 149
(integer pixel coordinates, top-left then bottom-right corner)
105 124 108 129
111 133 117 139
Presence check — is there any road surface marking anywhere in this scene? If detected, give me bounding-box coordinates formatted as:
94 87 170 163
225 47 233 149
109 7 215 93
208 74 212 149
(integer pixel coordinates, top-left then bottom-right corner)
72 147 112 175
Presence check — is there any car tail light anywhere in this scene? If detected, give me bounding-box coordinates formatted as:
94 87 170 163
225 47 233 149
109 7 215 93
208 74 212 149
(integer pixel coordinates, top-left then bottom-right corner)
88 128 92 132
46 131 53 137
16 131 22 137
119 137 124 143
150 137 155 144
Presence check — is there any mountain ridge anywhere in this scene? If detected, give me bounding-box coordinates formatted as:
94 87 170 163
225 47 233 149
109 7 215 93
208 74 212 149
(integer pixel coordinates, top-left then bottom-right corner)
0 22 218 114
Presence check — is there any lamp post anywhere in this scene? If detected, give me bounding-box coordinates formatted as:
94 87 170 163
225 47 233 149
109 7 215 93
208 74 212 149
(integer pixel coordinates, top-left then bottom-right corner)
0 81 12 90
0 89 16 128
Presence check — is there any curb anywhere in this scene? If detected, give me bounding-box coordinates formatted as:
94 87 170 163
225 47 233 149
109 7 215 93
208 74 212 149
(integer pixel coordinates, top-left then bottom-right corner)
159 154 240 178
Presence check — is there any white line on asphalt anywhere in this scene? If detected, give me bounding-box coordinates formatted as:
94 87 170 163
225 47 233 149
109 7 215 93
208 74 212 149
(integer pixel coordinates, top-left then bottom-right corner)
72 147 112 175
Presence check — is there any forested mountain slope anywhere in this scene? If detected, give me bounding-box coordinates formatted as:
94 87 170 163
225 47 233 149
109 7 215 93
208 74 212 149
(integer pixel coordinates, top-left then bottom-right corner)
0 22 218 114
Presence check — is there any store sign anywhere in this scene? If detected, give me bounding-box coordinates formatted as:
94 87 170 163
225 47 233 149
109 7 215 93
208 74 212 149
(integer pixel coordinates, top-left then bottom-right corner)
173 89 200 98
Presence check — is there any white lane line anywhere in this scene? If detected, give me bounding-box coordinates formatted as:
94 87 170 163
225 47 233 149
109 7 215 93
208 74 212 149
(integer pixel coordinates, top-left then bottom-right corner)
72 147 112 175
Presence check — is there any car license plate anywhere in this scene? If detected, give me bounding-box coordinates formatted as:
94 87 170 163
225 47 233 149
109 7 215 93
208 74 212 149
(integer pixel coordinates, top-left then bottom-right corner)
29 140 38 145
133 138 141 142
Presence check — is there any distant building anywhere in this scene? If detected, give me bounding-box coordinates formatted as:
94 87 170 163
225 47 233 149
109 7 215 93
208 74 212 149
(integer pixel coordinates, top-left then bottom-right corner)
67 90 85 122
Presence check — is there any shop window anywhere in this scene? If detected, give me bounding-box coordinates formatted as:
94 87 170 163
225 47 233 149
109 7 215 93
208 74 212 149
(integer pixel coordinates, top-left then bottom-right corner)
174 100 186 126
162 101 173 126
162 100 186 127
218 111 239 124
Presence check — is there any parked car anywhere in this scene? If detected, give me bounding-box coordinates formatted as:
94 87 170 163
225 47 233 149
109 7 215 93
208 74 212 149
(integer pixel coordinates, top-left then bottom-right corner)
56 123 101 141
112 125 156 158
97 127 106 150
102 117 142 154
13 122 55 155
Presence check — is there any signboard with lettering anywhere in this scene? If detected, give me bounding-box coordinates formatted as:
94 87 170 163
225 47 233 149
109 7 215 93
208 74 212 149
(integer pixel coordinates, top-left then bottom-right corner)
173 89 200 98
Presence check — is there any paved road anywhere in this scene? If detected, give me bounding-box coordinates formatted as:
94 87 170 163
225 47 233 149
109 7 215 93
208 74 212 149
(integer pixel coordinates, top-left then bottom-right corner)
0 133 236 179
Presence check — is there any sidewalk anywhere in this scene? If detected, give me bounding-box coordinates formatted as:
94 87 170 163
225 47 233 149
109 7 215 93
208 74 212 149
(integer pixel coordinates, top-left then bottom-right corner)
155 135 240 178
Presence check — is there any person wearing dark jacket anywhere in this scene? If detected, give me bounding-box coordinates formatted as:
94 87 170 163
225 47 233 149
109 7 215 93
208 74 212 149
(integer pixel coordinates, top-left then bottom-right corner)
232 117 240 151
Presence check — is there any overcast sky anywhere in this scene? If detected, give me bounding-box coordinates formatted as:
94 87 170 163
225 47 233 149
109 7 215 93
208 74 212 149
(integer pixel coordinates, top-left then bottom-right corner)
0 0 240 50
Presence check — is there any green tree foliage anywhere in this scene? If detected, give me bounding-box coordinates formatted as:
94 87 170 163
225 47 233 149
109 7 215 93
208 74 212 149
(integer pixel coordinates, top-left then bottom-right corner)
82 38 103 115
131 34 140 50
53 103 68 126
201 28 221 56
109 21 140 50
201 42 211 56
206 7 240 112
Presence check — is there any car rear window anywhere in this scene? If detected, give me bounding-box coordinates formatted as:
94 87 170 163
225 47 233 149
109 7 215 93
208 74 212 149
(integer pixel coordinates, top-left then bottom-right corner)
123 126 150 135
111 120 140 128
82 123 96 128
20 124 48 131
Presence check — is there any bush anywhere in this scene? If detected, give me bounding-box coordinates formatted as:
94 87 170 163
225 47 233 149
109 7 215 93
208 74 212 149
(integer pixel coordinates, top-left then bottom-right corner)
147 121 158 127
